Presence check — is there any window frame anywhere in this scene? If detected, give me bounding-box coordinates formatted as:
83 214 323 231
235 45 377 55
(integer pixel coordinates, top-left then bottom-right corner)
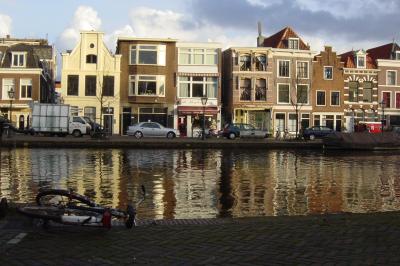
177 76 218 99
362 81 373 103
386 70 397 86
20 78 33 99
11 52 26 67
128 74 166 97
67 75 79 96
396 92 400 109
86 54 97 64
324 66 333 80
288 38 299 50
2 78 15 100
129 44 166 66
85 75 97 96
382 91 392 108
348 81 359 103
330 91 340 106
296 61 309 79
357 55 366 68
102 76 115 97
316 90 326 106
296 84 309 104
277 83 290 104
277 60 290 78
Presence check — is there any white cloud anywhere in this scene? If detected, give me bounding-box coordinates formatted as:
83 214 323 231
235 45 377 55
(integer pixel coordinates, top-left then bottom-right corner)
58 6 102 51
294 0 397 19
0 14 12 37
246 0 283 8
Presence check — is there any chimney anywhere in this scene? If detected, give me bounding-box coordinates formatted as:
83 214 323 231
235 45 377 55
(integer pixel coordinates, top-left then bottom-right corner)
257 21 265 47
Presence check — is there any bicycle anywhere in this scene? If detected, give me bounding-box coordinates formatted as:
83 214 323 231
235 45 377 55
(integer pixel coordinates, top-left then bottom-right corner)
17 185 146 229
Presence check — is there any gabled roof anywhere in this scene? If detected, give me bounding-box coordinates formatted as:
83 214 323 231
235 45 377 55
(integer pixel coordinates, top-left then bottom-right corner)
340 50 376 69
261 26 310 50
367 42 400 61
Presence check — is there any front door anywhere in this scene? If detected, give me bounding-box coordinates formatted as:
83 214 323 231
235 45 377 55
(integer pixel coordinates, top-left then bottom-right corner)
103 115 113 135
122 113 131 135
19 115 25 130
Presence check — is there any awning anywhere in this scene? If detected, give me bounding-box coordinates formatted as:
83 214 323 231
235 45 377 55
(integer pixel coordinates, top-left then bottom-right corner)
177 72 220 77
178 106 219 115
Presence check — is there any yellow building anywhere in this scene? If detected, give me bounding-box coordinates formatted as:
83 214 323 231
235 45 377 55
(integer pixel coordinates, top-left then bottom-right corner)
61 31 121 134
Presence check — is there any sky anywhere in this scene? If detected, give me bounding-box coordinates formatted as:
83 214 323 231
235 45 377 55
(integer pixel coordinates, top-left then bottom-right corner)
1 0 399 56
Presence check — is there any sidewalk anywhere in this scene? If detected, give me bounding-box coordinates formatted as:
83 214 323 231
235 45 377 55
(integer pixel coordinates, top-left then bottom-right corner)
0 134 322 150
1 211 400 265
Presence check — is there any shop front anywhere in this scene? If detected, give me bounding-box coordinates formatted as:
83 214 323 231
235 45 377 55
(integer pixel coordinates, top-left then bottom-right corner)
177 106 219 137
234 108 272 131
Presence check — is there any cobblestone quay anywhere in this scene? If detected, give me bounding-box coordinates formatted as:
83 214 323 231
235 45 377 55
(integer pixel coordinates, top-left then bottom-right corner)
1 211 400 265
0 135 323 149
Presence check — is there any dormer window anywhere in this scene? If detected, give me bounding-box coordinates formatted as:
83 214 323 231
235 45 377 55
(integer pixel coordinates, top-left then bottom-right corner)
357 55 366 68
86 54 97 64
288 38 299 49
11 52 26 67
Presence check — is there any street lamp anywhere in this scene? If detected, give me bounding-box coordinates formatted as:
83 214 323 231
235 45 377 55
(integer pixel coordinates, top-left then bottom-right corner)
7 88 15 138
201 96 208 140
379 100 385 133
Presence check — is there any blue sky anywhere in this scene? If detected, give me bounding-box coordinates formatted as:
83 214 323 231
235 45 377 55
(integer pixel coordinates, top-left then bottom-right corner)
1 0 399 54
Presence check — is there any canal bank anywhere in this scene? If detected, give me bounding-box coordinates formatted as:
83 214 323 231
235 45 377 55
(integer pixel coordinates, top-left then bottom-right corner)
0 135 322 149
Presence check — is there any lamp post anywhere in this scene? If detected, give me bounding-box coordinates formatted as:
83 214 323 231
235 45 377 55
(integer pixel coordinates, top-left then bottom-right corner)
379 100 385 133
201 96 208 140
7 88 15 138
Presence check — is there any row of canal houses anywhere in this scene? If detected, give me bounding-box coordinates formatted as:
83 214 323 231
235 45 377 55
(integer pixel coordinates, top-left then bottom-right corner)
1 25 400 136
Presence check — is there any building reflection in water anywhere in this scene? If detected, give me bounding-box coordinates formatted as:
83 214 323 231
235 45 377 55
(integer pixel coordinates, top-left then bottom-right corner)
1 148 400 219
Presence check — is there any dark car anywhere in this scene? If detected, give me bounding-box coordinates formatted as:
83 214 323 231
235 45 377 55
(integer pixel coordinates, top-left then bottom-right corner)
302 126 334 140
222 123 269 140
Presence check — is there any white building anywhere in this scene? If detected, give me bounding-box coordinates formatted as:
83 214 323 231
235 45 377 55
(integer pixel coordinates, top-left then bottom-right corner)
61 31 121 134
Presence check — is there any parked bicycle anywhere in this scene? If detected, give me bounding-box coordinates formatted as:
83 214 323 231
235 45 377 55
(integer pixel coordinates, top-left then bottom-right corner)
17 185 146 229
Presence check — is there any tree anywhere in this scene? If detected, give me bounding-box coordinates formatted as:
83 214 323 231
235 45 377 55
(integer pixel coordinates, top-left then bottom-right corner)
290 74 308 139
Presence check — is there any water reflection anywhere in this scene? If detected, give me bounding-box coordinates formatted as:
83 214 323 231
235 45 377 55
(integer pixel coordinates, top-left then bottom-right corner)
1 148 400 219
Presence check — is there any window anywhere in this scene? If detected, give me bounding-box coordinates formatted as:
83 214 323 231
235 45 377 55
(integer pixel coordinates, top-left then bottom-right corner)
86 54 97 64
363 81 372 103
396 93 400 109
11 52 25 67
278 84 290 103
331 91 340 106
179 48 191 64
349 81 359 102
240 78 251 101
288 114 297 132
130 45 166 65
382 92 391 108
278 60 290 77
129 75 165 96
324 66 333 80
20 79 32 99
138 76 157 95
357 55 365 68
178 48 218 65
387 71 396 85
84 107 96 121
103 76 114 96
288 38 299 49
240 55 251 71
396 52 400 60
314 115 320 126
255 79 266 101
316 91 326 106
296 85 308 104
85 76 97 96
255 55 266 71
297 62 309 79
67 75 79 96
2 78 15 99
178 76 218 98
301 113 310 129
129 76 135 96
275 113 285 131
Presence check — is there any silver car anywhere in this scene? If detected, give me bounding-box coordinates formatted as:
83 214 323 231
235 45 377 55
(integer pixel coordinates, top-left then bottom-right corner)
127 122 179 139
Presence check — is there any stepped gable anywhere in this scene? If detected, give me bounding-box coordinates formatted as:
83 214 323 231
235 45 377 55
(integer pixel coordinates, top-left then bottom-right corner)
262 26 310 50
340 50 376 69
367 42 400 61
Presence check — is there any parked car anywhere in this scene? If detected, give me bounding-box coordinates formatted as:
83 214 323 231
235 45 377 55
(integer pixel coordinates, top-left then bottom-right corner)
302 126 334 140
127 122 179 139
222 123 270 140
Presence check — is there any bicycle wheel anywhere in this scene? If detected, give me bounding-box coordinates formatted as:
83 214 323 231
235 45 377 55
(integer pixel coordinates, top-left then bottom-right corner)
36 189 97 208
17 206 63 222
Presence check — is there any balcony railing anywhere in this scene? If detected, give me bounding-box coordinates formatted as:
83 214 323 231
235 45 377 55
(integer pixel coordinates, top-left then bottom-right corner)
240 87 251 101
255 87 266 101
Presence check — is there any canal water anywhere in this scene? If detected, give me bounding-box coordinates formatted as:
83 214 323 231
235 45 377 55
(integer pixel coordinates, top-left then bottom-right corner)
1 148 400 220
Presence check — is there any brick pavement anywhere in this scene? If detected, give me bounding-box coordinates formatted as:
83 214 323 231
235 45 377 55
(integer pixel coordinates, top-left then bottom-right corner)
1 211 400 265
